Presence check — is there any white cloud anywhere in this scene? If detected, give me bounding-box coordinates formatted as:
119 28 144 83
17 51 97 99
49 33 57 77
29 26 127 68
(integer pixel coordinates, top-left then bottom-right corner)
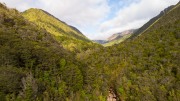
98 0 179 40
0 0 110 39
0 0 110 27
38 0 110 27
0 0 179 40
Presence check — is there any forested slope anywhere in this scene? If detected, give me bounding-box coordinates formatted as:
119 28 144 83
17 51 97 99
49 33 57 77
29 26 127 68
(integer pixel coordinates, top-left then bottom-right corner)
22 9 100 53
0 2 179 101
77 3 180 101
0 3 98 101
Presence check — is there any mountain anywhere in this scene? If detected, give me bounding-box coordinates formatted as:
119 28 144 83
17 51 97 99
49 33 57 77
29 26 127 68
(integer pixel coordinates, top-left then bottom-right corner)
0 3 99 101
93 29 137 46
108 29 137 41
103 33 133 46
103 29 137 46
0 2 179 101
104 2 179 46
22 8 100 53
93 40 107 44
107 34 119 42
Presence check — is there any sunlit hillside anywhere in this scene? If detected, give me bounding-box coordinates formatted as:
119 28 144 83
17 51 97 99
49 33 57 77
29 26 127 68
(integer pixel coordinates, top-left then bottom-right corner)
22 8 100 53
0 1 179 101
77 2 180 101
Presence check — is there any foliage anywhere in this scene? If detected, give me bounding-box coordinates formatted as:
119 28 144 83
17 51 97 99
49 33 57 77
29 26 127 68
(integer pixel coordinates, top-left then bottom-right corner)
77 3 180 101
0 2 179 101
22 8 101 53
0 4 88 101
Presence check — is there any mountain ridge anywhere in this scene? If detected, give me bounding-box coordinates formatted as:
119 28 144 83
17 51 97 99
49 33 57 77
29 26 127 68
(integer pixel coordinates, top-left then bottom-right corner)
22 8 100 52
77 2 180 100
39 9 85 36
108 29 137 41
23 8 87 39
102 29 137 46
0 2 179 101
129 4 177 39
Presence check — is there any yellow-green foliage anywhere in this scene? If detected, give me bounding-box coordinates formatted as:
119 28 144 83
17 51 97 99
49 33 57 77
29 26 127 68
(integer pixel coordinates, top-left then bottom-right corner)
22 8 100 52
23 9 84 38
0 4 92 101
77 3 180 101
0 2 180 101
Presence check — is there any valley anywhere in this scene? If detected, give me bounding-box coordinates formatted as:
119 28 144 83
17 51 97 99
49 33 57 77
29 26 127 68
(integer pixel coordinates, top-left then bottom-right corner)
0 1 179 101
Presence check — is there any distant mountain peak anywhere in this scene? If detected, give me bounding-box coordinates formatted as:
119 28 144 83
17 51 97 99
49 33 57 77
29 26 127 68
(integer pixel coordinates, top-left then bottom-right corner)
108 29 137 41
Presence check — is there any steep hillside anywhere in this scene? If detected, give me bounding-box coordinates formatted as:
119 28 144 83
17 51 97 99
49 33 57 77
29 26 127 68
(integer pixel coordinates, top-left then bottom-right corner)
77 2 180 101
22 8 100 52
0 2 179 101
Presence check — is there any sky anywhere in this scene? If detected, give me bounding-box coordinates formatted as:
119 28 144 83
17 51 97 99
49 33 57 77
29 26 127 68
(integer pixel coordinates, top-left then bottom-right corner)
0 0 179 40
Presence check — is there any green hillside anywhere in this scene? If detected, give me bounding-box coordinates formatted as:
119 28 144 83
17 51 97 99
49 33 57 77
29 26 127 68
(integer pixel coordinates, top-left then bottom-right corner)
22 8 99 53
0 3 100 101
77 3 180 101
0 2 179 101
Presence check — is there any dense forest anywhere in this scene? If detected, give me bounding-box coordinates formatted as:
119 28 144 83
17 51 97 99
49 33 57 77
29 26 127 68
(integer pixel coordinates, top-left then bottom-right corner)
0 2 179 101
